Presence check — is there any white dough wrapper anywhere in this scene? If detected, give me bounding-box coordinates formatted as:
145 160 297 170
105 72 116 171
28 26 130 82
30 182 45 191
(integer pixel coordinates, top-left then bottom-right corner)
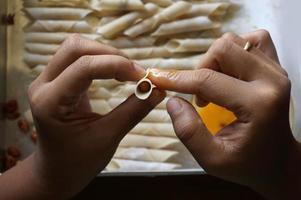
24 0 89 7
25 7 92 20
108 97 168 109
100 36 156 48
91 0 145 11
136 55 204 70
120 134 180 149
130 122 175 137
142 0 172 7
25 43 60 55
184 2 231 18
25 32 100 44
152 16 220 36
114 147 178 162
90 99 112 115
166 38 215 53
24 52 52 68
97 3 159 38
106 159 181 171
124 1 191 37
121 46 171 59
25 20 93 33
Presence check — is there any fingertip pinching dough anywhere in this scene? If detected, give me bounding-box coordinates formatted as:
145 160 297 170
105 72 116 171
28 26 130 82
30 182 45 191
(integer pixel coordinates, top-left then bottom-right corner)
22 0 233 171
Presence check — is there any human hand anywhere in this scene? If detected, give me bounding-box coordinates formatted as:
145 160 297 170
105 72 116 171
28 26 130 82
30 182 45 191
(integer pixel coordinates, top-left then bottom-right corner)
11 34 164 199
149 30 300 199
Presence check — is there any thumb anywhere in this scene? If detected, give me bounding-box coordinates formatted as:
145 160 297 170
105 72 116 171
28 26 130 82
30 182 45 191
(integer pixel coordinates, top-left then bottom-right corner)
167 97 217 165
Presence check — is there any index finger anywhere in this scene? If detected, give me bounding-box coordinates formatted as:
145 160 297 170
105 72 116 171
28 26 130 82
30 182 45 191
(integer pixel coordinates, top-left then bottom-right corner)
40 34 126 82
50 55 145 102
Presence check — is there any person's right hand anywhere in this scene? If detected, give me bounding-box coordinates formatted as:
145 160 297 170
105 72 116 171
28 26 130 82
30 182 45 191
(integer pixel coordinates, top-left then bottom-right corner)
149 30 301 199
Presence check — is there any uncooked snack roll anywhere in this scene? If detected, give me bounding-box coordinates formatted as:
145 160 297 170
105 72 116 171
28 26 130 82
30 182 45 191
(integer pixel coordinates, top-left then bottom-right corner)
120 134 180 149
183 2 231 18
135 70 156 100
130 122 176 137
25 32 100 44
124 1 191 37
25 20 93 33
25 7 92 20
121 46 171 59
106 159 181 171
107 97 168 109
24 52 52 68
25 43 59 55
90 99 112 115
165 38 215 53
100 36 156 48
97 3 159 38
114 147 178 162
136 55 204 70
91 0 145 11
142 0 173 7
152 16 220 36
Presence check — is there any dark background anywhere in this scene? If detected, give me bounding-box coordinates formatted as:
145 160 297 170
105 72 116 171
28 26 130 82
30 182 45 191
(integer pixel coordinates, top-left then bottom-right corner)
73 174 265 200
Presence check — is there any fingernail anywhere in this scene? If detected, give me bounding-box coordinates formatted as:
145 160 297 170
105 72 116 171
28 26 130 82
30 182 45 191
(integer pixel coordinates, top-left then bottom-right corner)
167 97 182 115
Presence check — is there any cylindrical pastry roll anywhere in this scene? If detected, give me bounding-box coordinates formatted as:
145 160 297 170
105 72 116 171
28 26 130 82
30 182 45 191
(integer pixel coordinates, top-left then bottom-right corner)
90 99 112 115
166 38 215 53
88 87 112 99
25 32 100 44
142 0 172 7
25 7 92 20
122 46 171 59
114 147 178 162
120 134 180 149
97 3 159 38
152 16 220 36
100 36 156 48
25 20 93 33
25 43 60 55
124 1 191 37
95 0 145 11
106 159 181 171
184 2 231 18
99 16 118 26
24 52 52 68
136 55 203 70
24 0 88 7
107 97 168 109
131 122 175 137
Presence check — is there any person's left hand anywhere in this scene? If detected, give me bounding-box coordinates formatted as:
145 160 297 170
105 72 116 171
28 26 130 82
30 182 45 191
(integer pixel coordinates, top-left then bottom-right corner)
0 34 165 200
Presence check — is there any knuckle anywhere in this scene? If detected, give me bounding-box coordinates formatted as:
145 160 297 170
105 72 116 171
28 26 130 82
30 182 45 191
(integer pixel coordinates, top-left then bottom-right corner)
210 38 233 61
222 32 237 42
62 33 83 54
254 78 290 110
257 29 271 41
194 69 215 91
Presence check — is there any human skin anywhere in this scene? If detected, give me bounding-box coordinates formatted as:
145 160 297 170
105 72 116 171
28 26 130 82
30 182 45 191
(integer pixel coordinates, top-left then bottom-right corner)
149 30 301 199
0 34 165 199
